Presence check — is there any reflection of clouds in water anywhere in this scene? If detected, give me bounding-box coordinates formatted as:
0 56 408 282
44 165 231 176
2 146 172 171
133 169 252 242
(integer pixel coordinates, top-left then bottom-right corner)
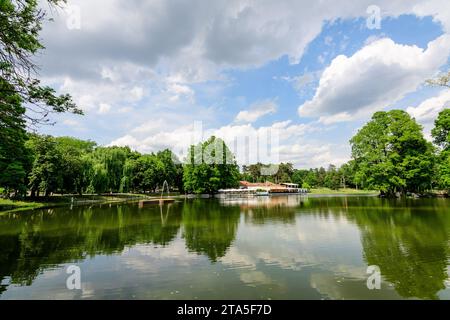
240 271 273 287
121 239 203 273
0 267 77 300
220 246 257 270
221 196 305 208
218 214 372 297
221 215 363 272
310 271 402 300
80 282 95 299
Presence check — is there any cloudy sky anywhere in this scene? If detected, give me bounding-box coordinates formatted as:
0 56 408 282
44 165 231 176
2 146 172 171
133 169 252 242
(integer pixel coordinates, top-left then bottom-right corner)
36 0 450 168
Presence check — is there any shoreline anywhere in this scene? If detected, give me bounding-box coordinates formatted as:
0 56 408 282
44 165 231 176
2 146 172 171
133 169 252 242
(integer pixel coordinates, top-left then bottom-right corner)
2 189 448 214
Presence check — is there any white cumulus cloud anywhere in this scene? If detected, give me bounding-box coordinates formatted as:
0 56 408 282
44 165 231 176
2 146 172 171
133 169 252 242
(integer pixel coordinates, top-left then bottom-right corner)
235 100 277 123
298 35 450 123
407 90 450 123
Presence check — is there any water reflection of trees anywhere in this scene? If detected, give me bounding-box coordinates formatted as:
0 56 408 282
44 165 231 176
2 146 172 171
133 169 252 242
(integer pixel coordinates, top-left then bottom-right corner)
299 197 450 299
182 199 240 262
346 199 450 300
220 195 302 224
1 197 449 299
0 199 241 293
0 203 182 294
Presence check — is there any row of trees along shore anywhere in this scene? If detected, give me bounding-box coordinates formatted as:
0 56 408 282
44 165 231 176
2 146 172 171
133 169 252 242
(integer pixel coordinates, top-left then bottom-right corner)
0 1 449 199
0 107 449 198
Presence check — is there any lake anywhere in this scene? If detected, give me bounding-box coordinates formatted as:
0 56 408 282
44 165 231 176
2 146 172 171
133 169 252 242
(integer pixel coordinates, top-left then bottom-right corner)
0 195 449 300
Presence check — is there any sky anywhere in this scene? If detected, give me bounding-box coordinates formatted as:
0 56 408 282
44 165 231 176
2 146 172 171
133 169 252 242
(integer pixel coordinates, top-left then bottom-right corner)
35 0 450 169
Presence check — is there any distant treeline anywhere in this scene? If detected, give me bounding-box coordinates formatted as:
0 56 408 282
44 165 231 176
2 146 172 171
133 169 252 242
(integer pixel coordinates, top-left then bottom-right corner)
244 109 450 196
1 2 449 199
0 133 241 197
0 134 184 197
1 109 449 198
241 163 356 190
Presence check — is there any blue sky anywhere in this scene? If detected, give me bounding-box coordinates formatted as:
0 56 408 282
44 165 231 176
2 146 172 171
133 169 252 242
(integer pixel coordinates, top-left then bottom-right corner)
36 0 450 168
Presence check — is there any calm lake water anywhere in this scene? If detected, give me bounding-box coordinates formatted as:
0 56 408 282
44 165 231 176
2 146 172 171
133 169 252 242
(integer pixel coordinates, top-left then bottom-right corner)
1 195 450 300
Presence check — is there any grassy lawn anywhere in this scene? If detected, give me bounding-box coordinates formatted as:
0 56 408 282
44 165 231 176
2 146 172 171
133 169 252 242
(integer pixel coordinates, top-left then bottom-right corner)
309 188 379 195
0 193 149 214
0 198 49 213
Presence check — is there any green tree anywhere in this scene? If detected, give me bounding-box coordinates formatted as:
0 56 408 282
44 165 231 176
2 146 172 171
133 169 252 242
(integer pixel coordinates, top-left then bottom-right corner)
431 109 450 151
432 109 450 192
120 157 138 193
54 137 96 195
242 163 264 182
183 136 240 194
86 161 109 194
27 135 63 197
156 149 184 191
324 165 341 190
291 169 309 186
0 78 30 196
304 169 318 188
1 1 81 198
135 154 164 193
274 163 294 183
350 110 435 196
339 160 358 189
0 0 81 125
89 146 132 192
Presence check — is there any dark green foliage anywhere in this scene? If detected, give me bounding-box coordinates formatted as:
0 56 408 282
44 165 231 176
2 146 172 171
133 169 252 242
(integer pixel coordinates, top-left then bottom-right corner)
0 0 81 125
119 149 183 194
0 78 30 197
27 135 63 197
1 0 80 196
183 136 240 194
432 109 450 151
350 110 435 196
242 162 294 184
432 109 450 191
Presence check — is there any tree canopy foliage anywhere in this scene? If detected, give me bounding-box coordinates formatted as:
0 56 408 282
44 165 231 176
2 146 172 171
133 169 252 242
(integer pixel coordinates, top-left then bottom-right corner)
183 136 240 194
1 0 81 197
0 0 81 125
432 109 450 192
350 110 435 196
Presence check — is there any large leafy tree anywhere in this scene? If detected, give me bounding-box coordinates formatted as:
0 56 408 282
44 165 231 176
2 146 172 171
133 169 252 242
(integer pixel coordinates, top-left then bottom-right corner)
27 134 63 197
1 1 81 197
133 154 164 193
54 137 96 195
338 160 358 189
324 164 341 190
427 70 450 192
432 109 450 191
88 147 133 193
350 110 435 196
119 150 182 194
183 136 240 194
241 162 294 183
0 78 30 196
432 109 450 151
156 149 184 192
0 0 81 125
